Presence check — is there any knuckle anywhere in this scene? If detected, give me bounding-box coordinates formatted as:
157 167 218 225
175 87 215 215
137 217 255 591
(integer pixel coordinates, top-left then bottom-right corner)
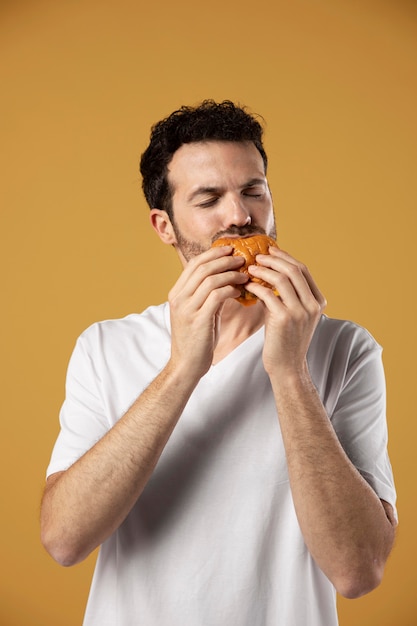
294 308 309 324
194 263 209 280
308 299 322 315
204 274 219 290
287 262 302 275
168 289 177 306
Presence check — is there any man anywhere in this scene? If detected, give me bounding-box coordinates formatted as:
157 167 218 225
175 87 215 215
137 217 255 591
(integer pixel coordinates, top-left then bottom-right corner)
41 100 397 625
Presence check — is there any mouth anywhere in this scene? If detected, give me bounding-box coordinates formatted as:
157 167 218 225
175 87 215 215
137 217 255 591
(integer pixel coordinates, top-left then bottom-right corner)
212 227 266 243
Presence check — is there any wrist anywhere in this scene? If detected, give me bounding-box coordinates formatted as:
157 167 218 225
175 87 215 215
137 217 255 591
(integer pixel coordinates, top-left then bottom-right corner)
268 361 316 396
267 357 310 382
164 356 204 394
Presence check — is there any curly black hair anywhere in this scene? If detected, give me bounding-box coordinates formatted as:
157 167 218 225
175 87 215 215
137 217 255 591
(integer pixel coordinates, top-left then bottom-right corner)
139 100 267 218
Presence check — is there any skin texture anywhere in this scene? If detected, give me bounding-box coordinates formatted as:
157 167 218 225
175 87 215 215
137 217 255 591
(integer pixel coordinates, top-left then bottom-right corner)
41 140 396 598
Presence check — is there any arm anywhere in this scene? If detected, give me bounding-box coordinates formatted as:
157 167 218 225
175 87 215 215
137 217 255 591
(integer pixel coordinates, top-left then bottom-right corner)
270 370 396 598
41 246 247 566
41 363 199 566
246 248 397 598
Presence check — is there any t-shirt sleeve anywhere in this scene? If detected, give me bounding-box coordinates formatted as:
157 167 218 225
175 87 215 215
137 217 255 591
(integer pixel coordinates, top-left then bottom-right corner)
46 331 110 477
330 338 397 521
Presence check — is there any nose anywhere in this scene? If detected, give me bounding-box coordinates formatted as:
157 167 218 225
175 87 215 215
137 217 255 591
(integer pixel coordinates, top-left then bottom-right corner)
222 195 252 229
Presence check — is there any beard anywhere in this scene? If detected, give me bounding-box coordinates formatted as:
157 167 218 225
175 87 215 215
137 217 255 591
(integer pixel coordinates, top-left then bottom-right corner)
171 219 277 263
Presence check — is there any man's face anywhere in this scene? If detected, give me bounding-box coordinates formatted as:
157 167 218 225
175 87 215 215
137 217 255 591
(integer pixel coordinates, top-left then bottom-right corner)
166 141 276 264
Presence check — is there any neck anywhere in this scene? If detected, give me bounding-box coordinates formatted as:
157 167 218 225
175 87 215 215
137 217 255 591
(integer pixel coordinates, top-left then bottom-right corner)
212 299 265 365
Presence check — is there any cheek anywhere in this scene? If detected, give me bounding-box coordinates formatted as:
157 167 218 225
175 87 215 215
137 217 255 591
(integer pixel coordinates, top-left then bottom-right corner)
186 212 221 238
253 203 275 230
173 212 216 246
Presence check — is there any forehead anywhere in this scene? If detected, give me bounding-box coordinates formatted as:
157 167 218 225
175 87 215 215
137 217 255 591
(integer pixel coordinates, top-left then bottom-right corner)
167 141 266 193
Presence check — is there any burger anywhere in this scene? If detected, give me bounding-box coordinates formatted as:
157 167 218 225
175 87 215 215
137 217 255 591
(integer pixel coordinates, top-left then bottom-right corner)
212 234 279 306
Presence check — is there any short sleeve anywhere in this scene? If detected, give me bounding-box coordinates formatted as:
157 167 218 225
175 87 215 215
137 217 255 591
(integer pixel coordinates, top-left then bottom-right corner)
331 342 397 521
46 332 110 477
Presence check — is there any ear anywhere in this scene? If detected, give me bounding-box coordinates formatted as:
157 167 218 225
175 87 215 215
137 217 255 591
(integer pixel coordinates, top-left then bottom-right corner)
149 209 177 245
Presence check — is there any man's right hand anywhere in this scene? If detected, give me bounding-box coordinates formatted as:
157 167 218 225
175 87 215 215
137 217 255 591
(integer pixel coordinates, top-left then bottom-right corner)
167 245 247 378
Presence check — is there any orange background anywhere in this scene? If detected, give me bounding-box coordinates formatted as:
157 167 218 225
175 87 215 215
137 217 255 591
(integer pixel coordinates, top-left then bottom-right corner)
1 1 416 624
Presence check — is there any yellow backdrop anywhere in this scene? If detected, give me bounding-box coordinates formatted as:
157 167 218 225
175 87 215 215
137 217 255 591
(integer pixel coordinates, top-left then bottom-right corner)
1 0 416 624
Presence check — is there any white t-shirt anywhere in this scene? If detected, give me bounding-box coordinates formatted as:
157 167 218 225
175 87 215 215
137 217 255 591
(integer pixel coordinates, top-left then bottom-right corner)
47 304 397 626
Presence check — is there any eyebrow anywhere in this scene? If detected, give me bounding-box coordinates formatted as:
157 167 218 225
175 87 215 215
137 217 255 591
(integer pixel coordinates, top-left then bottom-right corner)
187 186 220 202
187 178 267 203
243 178 267 188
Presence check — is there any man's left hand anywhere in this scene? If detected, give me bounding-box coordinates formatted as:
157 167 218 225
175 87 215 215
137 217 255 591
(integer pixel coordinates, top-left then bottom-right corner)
245 247 327 376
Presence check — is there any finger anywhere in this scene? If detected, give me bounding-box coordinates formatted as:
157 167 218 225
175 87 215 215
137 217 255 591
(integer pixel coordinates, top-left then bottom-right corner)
171 245 233 292
266 248 327 308
245 268 303 311
253 250 326 310
170 247 243 300
192 269 249 312
243 280 282 305
170 256 247 312
247 261 310 309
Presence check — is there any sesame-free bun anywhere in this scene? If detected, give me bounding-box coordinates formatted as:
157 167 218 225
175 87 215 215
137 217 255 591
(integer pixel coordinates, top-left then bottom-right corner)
212 234 278 305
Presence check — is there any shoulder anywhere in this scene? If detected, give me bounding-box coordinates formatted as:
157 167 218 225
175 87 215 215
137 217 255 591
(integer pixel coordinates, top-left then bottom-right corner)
79 303 169 342
308 315 383 390
308 316 385 417
311 314 381 357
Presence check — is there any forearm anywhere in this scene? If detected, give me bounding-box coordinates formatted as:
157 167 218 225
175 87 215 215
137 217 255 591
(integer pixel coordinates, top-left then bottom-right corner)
271 365 396 598
41 360 197 566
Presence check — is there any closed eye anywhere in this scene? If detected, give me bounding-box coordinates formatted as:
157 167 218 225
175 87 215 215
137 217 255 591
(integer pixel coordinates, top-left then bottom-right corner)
198 196 220 208
242 188 264 198
241 179 267 198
